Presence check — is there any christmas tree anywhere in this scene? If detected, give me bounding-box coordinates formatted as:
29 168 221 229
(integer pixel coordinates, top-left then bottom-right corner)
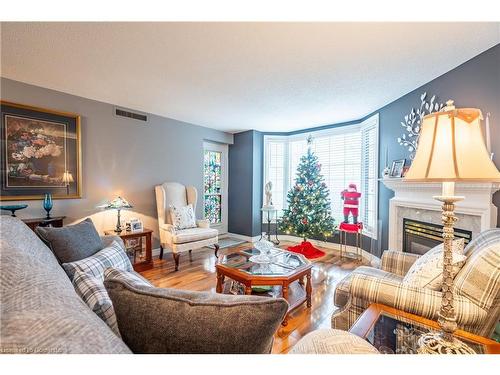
279 137 336 242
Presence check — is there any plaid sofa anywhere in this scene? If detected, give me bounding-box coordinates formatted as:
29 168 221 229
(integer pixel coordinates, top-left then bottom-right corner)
332 228 500 338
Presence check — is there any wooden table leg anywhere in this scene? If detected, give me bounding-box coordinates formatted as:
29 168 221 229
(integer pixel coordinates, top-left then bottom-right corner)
306 272 312 308
216 271 224 293
282 284 289 326
299 276 304 286
145 232 152 264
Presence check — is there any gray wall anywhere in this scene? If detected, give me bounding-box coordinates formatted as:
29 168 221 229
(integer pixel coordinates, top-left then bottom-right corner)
228 44 500 253
0 77 233 248
373 44 500 251
228 130 263 237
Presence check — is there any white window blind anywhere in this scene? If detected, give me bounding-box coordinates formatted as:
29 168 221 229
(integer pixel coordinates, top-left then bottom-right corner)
360 117 379 236
263 114 379 238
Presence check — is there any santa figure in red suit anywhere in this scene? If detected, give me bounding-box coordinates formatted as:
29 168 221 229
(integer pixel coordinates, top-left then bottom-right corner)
341 183 361 224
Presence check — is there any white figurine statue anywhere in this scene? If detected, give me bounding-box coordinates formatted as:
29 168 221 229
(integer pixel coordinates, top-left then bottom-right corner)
264 181 274 208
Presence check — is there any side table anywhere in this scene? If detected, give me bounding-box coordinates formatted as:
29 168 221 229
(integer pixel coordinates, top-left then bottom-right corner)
104 228 153 272
350 303 500 354
338 222 363 261
259 206 280 245
23 216 66 231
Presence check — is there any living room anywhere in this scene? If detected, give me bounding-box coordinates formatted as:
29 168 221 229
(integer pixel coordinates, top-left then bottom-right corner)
1 1 500 373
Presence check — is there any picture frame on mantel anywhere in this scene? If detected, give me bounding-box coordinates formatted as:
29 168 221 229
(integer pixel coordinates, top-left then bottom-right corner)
0 100 82 200
389 159 405 178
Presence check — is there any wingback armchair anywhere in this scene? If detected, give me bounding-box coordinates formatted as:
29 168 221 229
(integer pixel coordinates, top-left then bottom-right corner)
155 182 219 271
332 228 500 338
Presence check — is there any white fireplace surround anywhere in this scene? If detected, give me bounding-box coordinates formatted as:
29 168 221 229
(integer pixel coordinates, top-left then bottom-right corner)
382 178 500 251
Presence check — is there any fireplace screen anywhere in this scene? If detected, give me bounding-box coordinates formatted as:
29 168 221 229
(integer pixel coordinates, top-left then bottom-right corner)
402 219 472 255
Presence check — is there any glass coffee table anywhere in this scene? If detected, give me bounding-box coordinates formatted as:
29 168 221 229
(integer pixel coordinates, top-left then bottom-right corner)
349 303 500 354
216 247 313 326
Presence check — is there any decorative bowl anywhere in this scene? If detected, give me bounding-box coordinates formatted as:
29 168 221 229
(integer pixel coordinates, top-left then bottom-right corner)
0 204 28 217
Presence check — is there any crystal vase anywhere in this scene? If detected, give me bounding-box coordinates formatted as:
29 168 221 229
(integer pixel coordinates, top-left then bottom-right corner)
43 193 53 219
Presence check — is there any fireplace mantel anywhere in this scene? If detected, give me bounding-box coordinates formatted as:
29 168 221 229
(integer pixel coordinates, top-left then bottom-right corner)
381 178 500 251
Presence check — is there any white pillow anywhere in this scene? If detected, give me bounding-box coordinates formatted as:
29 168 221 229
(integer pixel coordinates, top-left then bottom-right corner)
170 204 197 230
402 239 466 291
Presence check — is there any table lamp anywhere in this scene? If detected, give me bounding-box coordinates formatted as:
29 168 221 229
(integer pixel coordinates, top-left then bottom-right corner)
405 100 500 354
62 171 74 195
100 196 133 233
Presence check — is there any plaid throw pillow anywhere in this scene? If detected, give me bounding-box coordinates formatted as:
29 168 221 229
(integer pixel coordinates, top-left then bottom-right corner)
62 240 132 281
73 270 120 336
104 267 153 286
73 268 152 337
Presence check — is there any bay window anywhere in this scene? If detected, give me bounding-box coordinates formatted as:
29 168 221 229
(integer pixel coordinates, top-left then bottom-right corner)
263 114 379 238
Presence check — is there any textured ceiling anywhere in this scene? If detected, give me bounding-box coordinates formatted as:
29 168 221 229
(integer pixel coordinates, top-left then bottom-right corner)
1 22 499 133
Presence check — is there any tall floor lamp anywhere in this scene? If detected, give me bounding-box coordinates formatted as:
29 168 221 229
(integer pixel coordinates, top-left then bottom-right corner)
405 100 500 354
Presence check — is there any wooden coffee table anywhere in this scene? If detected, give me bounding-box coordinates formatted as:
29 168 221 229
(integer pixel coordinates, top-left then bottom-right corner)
350 303 500 354
215 247 313 326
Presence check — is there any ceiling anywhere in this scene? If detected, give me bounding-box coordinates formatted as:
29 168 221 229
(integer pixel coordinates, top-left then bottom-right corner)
1 22 499 133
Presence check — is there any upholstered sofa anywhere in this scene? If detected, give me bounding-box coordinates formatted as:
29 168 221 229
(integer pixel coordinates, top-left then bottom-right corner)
332 228 500 338
0 216 131 353
0 216 287 354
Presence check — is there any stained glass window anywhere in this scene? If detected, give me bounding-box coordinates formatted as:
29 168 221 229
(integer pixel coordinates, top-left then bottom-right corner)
204 150 222 224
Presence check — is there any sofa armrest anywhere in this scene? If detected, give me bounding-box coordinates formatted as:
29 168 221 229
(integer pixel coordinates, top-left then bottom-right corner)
101 235 125 249
197 219 210 229
350 272 487 327
380 250 420 276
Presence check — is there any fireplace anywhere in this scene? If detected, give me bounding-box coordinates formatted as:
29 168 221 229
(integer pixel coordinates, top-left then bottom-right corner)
382 179 499 252
402 218 472 255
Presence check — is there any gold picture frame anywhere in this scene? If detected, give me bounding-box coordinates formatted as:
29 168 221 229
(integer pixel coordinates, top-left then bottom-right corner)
0 100 82 200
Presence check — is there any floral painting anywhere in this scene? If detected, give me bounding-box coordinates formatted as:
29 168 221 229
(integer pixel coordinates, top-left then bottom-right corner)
1 101 81 200
5 115 66 187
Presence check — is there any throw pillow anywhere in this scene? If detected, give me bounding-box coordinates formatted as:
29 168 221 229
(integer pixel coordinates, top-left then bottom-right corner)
453 240 500 310
402 239 466 290
62 240 132 281
104 268 288 354
169 204 197 230
35 218 103 264
73 268 153 337
72 270 120 337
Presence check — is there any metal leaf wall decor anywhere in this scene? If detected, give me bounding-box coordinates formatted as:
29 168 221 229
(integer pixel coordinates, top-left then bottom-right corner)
397 92 445 159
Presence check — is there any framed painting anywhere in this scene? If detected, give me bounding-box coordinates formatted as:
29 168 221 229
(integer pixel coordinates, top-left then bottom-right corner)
0 101 82 200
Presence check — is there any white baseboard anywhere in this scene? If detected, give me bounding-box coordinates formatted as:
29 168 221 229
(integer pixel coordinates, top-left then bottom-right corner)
152 247 161 257
226 232 261 243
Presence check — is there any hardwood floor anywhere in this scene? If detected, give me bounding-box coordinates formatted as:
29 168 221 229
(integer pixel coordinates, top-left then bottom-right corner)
140 241 369 354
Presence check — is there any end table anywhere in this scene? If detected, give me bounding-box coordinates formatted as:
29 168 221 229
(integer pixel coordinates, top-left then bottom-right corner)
23 216 66 231
338 222 363 261
350 303 500 354
104 228 153 272
260 206 280 245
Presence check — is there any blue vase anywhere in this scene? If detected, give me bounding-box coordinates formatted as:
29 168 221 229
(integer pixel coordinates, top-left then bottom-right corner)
43 193 53 219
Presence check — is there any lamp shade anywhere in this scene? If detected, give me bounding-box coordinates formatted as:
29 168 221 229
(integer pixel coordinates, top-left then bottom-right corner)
62 171 74 184
100 196 133 210
405 104 500 182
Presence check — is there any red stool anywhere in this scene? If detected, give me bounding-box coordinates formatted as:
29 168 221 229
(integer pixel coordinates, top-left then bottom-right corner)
339 222 363 261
